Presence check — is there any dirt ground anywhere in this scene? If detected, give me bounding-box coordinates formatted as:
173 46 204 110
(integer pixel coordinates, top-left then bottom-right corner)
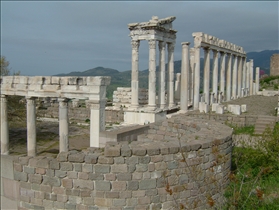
221 95 278 116
5 95 278 157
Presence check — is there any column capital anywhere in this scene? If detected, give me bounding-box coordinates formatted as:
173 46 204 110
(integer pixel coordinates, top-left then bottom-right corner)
86 99 106 109
167 42 175 52
181 42 190 46
131 40 140 51
158 41 166 51
203 47 210 52
148 39 156 49
58 97 69 103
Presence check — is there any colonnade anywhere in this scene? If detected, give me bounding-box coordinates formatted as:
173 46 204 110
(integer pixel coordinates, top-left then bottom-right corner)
0 95 105 156
130 40 176 110
0 76 110 155
128 16 177 111
187 32 258 111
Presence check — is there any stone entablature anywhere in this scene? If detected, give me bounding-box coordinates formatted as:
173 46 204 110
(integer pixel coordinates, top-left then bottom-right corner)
192 32 246 56
0 76 110 100
1 115 233 209
128 16 176 42
0 76 111 156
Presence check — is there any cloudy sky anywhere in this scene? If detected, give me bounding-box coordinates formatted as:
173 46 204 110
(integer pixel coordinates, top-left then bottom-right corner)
1 1 278 76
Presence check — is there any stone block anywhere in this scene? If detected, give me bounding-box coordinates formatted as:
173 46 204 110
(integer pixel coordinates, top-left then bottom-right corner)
55 170 67 178
40 185 52 193
78 172 89 180
132 147 146 156
105 173 116 181
113 198 126 206
111 164 128 173
112 181 126 191
127 181 139 190
49 159 60 170
60 162 73 171
82 163 93 172
211 103 219 112
117 173 132 181
14 171 28 182
105 144 121 157
28 174 42 184
62 178 73 189
94 165 110 173
241 104 247 112
121 145 132 157
138 156 150 164
73 179 94 190
42 176 61 187
216 105 224 114
98 156 114 164
57 152 68 162
85 154 99 164
68 153 85 163
23 166 35 174
95 181 111 191
139 179 156 190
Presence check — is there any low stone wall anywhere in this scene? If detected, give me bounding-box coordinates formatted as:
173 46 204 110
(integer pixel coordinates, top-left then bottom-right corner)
1 115 233 210
185 112 258 127
112 87 148 107
38 103 124 124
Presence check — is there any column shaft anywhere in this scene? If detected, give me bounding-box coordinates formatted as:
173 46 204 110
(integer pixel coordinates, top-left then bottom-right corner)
237 56 242 97
193 46 200 109
158 41 166 109
131 40 140 108
255 67 260 94
212 50 219 99
242 57 246 97
59 98 69 153
203 48 210 104
232 55 238 99
189 48 195 105
89 100 106 147
1 95 9 155
148 40 157 109
167 42 175 108
27 97 36 156
220 52 226 96
226 54 232 101
249 59 254 95
246 62 250 96
180 42 190 112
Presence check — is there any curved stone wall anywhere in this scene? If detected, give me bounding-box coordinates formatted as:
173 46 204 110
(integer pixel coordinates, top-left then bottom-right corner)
1 115 233 209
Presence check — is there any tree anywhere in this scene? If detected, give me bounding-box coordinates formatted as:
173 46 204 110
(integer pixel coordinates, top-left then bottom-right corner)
0 56 10 76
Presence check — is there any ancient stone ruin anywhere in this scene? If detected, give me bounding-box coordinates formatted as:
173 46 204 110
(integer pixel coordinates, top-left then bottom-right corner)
0 15 265 209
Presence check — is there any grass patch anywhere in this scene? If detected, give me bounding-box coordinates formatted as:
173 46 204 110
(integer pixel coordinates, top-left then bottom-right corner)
226 124 255 135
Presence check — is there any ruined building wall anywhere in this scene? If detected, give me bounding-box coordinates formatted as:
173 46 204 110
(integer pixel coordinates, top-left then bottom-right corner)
270 54 279 76
1 115 233 210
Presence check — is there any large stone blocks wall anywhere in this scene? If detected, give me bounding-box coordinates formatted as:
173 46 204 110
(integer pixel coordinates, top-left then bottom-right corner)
1 115 233 210
270 54 279 76
112 87 148 107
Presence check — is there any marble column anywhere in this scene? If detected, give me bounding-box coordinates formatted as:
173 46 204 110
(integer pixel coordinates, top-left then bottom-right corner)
242 57 246 97
203 47 210 104
158 41 166 109
212 50 219 100
1 95 9 155
26 97 37 157
189 48 195 105
255 67 260 94
237 56 242 98
246 62 250 96
167 42 175 108
148 39 157 109
193 44 201 110
249 59 254 95
220 52 226 97
180 42 190 112
59 98 69 153
226 53 232 101
131 40 140 108
232 55 238 99
88 100 106 147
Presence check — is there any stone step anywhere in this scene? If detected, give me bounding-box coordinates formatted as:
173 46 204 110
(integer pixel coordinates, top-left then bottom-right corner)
254 115 277 134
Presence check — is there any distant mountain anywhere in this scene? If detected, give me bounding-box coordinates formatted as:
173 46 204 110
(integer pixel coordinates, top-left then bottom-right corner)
55 50 278 99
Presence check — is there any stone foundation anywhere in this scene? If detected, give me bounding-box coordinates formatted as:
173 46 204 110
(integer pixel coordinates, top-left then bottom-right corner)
1 115 233 209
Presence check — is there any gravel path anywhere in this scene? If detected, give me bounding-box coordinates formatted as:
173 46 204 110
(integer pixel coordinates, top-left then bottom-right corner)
222 95 278 116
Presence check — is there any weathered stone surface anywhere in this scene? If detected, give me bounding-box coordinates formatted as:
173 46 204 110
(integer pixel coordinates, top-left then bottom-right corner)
95 181 111 191
68 153 85 163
